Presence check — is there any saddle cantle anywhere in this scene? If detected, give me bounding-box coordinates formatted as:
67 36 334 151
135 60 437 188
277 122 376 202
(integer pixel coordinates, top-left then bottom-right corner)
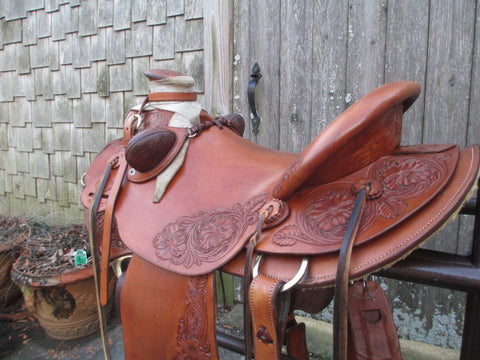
81 70 479 360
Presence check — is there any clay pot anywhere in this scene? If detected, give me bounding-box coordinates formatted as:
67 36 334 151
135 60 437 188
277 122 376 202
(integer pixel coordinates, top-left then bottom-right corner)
11 251 116 340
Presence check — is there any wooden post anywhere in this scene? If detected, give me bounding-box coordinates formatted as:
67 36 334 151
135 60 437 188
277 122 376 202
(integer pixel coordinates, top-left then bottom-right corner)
203 0 234 116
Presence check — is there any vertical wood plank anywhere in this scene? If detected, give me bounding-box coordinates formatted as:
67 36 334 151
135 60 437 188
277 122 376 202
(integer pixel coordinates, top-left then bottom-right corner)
311 0 349 136
423 0 476 145
346 0 387 101
385 0 429 145
279 0 314 152
203 0 234 116
246 0 282 148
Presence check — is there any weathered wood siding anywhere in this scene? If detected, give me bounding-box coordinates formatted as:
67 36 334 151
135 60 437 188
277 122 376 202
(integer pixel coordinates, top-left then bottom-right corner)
0 0 205 224
232 0 479 349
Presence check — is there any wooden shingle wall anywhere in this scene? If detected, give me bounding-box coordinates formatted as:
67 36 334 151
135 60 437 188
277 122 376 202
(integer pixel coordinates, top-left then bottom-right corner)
0 0 204 224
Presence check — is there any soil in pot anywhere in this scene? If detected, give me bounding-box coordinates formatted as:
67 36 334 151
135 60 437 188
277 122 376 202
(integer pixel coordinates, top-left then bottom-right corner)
11 221 116 340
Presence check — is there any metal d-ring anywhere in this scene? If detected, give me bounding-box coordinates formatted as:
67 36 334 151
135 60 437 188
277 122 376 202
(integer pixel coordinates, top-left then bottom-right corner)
252 254 308 292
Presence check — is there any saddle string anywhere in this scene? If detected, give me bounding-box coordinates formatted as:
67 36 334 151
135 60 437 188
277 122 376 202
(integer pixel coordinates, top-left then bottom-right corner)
87 160 114 360
243 210 269 359
333 186 368 360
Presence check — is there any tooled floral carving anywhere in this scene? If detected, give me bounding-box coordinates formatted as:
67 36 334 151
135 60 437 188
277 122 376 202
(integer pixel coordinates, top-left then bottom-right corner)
153 194 268 267
273 153 450 247
174 275 211 360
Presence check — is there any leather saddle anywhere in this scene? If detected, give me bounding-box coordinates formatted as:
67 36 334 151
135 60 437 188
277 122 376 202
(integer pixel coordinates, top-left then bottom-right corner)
81 69 479 360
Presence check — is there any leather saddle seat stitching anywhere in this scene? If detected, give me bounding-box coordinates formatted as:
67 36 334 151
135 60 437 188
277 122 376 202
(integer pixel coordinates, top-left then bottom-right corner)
81 70 480 360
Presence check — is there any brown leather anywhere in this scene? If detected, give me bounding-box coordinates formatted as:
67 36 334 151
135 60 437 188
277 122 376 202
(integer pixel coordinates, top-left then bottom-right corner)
80 74 480 360
222 145 479 287
121 255 219 359
248 275 290 360
148 92 197 102
286 322 309 360
348 280 402 360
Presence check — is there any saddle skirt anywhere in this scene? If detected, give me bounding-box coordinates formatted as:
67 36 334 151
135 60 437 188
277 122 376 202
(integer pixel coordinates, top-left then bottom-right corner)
81 75 479 286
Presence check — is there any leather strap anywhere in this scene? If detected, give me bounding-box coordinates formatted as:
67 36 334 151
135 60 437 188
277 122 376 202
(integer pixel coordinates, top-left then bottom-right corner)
249 275 291 360
286 322 309 360
148 92 197 102
100 153 128 306
88 159 114 360
333 187 368 360
348 280 402 360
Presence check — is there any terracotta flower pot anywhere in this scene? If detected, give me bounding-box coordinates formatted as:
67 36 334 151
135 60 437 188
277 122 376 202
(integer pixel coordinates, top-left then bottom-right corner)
11 251 116 340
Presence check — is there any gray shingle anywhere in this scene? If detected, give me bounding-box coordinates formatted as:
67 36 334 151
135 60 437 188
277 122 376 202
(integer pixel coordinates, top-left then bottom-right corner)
126 21 153 57
12 174 25 199
45 0 60 13
32 96 52 127
59 36 73 65
25 0 45 12
65 66 81 99
41 127 54 153
132 0 147 23
98 0 114 28
23 11 37 45
167 0 184 17
8 98 29 127
17 44 31 74
0 124 7 149
2 19 22 44
34 68 54 100
15 124 34 152
4 148 17 174
29 150 50 179
146 0 166 25
133 56 149 95
0 43 16 71
52 122 72 150
0 71 14 102
30 37 49 68
91 28 106 61
174 17 202 52
82 122 106 152
114 0 131 30
4 1 26 21
81 65 98 93
96 62 110 97
0 171 5 197
37 9 51 38
15 150 29 173
0 102 9 123
71 125 83 155
109 60 133 92
52 5 66 41
153 19 174 60
51 95 72 123
22 73 36 100
105 91 124 128
185 0 202 20
37 178 56 202
23 174 37 197
91 93 106 123
50 150 62 176
61 151 77 183
79 0 97 36
73 95 92 128
49 40 60 70
72 34 91 68
56 176 70 207
106 27 126 65
52 68 66 95
65 5 79 34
